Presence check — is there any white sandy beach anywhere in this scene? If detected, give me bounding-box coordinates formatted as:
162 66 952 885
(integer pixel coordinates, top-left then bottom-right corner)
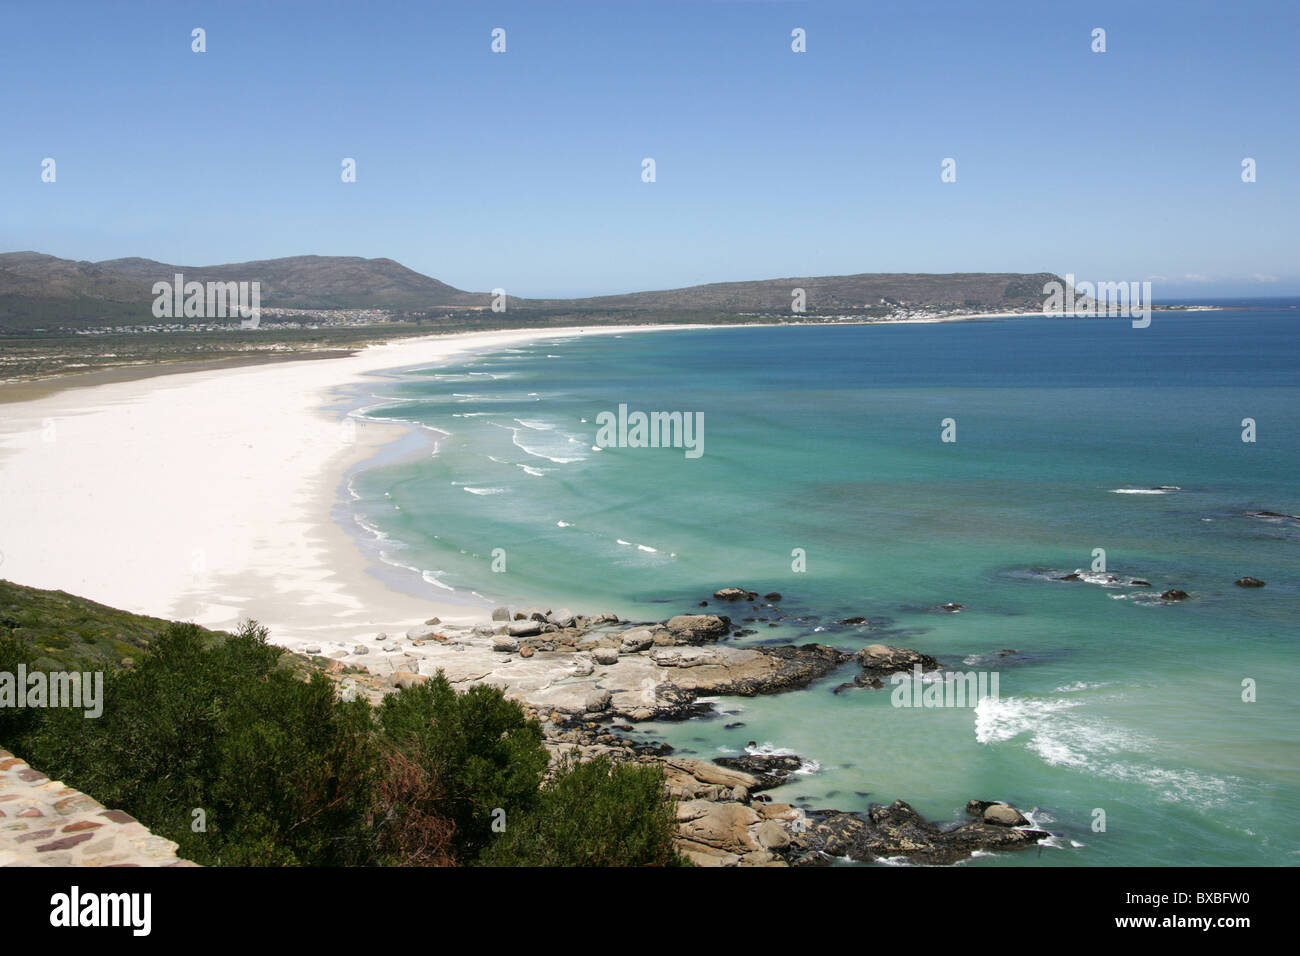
0 326 690 651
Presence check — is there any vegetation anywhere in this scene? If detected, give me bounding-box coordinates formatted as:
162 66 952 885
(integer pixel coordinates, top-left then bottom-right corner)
0 580 685 866
482 754 687 867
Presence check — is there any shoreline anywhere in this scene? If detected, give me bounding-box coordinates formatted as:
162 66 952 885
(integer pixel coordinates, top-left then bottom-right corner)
0 324 715 650
0 306 1226 394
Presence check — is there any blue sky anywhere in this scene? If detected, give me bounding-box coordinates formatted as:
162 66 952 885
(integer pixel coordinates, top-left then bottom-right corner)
2 0 1296 297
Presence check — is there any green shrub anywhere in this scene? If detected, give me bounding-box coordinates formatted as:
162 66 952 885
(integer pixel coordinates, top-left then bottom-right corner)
0 632 41 749
26 620 378 866
377 673 548 861
480 754 687 867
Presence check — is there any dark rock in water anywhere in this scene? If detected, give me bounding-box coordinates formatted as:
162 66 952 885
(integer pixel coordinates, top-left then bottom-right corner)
858 643 939 676
636 741 674 757
832 682 857 694
784 800 1047 867
724 721 745 730
1055 572 1082 581
1160 589 1190 601
698 600 708 606
665 613 732 644
713 587 758 602
1247 510 1300 520
852 675 885 689
1129 579 1152 587
937 603 965 613
839 616 870 625
1235 577 1266 588
714 753 804 791
764 592 783 601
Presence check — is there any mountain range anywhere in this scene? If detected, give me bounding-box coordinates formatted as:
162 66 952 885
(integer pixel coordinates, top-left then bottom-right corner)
0 252 1062 331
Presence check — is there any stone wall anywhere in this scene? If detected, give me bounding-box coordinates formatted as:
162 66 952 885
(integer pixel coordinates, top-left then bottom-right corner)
0 748 196 867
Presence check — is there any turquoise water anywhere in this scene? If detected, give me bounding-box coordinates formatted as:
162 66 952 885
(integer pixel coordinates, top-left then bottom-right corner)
350 311 1300 866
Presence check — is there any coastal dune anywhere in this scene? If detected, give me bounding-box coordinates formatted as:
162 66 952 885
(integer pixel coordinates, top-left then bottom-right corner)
0 326 674 647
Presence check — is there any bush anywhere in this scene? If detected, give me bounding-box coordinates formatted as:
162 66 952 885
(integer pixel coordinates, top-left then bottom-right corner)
0 632 41 749
480 754 687 867
11 613 683 868
25 621 378 866
376 673 548 861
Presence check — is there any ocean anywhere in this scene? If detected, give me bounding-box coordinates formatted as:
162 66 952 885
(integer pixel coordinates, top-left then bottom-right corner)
347 306 1300 866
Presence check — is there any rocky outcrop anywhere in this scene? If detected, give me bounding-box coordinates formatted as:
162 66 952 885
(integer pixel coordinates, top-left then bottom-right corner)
786 799 1046 866
857 643 939 677
312 600 1051 868
1234 577 1266 588
713 753 804 791
713 587 758 602
1160 589 1190 601
664 614 732 643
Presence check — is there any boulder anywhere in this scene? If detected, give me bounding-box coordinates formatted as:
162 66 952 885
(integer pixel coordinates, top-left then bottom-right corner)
1235 577 1266 588
519 645 535 658
756 820 791 850
763 592 783 602
352 645 369 655
664 758 759 792
650 647 720 668
983 803 1029 827
546 608 576 627
491 606 512 621
713 587 758 602
676 800 761 854
665 614 732 643
1160 589 1190 601
592 647 620 666
493 636 520 653
858 643 939 675
406 625 441 641
618 627 655 652
424 617 441 626
507 620 543 637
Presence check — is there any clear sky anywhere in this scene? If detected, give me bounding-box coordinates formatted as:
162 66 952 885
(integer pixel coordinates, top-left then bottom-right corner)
2 0 1296 298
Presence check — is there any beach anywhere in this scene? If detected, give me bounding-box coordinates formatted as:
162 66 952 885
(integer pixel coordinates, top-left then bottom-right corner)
0 326 688 650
